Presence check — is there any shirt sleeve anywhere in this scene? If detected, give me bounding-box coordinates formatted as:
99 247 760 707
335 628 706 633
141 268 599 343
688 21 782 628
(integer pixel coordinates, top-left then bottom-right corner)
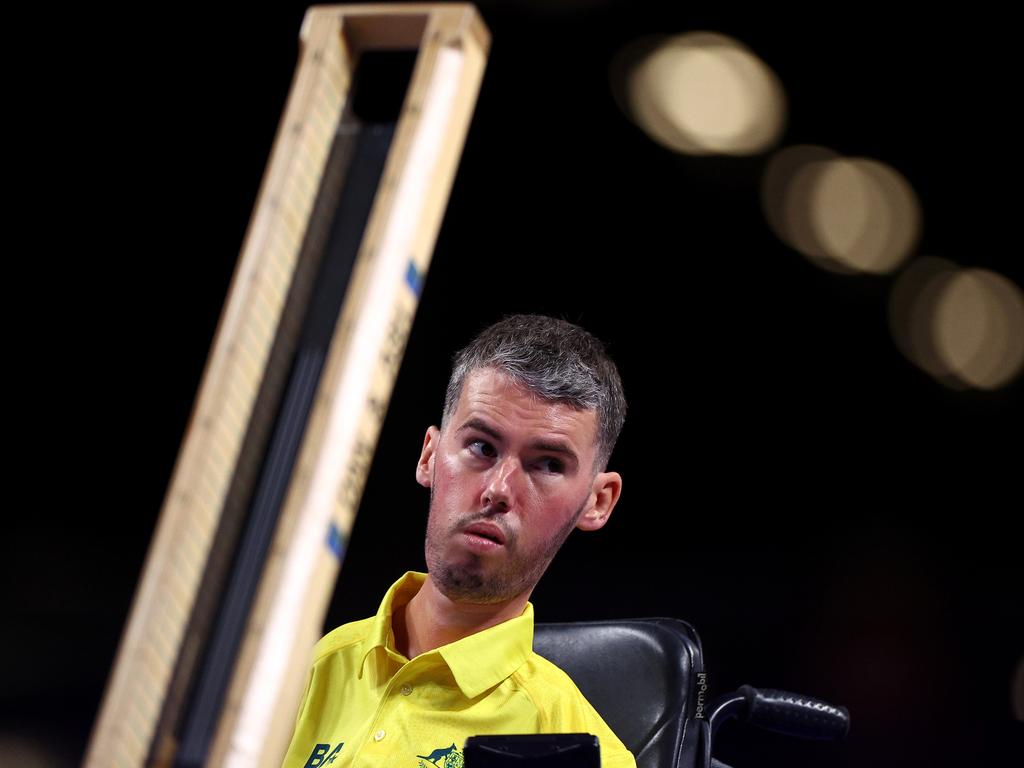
535 675 637 768
582 706 637 768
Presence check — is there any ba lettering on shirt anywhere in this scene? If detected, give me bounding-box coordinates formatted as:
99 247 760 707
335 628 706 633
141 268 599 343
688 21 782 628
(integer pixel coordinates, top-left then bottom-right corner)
282 572 635 768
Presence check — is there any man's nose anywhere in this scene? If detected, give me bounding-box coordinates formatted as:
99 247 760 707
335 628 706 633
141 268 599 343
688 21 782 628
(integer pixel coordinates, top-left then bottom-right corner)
483 456 519 510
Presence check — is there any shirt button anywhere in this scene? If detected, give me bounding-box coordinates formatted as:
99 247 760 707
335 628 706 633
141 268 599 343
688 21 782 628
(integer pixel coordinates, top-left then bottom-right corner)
374 729 386 742
400 684 413 696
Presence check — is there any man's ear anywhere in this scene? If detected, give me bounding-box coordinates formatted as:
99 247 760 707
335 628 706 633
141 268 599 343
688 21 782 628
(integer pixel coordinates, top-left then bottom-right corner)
576 471 622 532
415 426 440 488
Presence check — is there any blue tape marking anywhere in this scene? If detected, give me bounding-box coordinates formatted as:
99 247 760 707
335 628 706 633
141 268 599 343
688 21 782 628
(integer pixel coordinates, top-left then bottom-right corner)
405 260 423 297
326 522 346 560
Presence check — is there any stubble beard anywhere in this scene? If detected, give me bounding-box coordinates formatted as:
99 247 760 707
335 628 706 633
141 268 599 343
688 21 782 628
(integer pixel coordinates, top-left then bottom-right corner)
424 482 588 605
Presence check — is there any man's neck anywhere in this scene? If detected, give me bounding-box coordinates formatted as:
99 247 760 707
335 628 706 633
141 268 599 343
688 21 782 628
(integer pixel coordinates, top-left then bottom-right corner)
392 575 530 660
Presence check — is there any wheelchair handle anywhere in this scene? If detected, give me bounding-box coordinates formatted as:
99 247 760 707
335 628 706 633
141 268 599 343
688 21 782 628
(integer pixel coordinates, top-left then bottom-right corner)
709 685 850 742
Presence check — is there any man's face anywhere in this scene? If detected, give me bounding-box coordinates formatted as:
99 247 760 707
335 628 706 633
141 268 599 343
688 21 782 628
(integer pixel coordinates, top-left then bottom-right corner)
415 367 621 604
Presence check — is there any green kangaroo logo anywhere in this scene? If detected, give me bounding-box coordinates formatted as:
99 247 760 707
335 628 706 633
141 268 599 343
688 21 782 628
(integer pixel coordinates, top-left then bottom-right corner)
417 742 458 766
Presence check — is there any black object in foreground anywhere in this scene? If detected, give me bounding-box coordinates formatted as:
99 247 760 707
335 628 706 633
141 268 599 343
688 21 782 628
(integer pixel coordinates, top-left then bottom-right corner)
709 685 850 742
465 734 601 767
699 685 850 768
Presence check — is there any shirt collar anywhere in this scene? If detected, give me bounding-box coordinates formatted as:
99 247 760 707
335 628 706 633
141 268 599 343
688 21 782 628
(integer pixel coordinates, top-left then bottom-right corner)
359 571 535 699
358 571 424 672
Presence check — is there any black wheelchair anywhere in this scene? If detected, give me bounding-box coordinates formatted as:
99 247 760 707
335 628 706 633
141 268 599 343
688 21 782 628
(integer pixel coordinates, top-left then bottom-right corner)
525 618 851 768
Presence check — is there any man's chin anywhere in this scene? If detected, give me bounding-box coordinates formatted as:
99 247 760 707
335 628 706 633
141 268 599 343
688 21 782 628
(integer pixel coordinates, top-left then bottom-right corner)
431 562 516 605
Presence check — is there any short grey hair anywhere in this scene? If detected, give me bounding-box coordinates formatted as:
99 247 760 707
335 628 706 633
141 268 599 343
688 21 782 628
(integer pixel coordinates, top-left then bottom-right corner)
441 314 627 471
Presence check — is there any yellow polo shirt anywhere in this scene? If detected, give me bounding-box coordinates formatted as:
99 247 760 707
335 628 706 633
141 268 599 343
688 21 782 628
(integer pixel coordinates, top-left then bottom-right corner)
282 571 636 768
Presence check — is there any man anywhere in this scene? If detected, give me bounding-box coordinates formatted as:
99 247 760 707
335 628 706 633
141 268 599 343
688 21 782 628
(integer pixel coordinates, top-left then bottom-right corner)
283 314 634 768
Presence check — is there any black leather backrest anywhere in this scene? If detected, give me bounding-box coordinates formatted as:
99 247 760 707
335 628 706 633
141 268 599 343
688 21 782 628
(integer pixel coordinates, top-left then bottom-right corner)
534 619 704 768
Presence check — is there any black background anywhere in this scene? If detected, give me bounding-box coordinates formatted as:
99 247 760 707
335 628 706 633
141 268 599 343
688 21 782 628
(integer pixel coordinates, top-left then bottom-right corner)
6 1 1022 766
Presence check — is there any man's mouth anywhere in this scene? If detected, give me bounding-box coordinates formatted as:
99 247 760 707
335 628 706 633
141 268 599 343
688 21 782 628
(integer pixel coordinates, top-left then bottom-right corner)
461 521 506 546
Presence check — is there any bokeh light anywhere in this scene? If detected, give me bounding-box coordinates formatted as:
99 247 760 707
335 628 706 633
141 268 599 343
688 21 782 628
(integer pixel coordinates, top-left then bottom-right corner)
933 269 1024 389
763 148 921 274
890 259 1024 389
763 145 847 271
889 257 962 384
613 32 786 156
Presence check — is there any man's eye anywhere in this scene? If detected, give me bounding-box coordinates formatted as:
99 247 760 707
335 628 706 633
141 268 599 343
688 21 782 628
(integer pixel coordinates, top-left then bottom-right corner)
468 440 496 458
535 457 564 474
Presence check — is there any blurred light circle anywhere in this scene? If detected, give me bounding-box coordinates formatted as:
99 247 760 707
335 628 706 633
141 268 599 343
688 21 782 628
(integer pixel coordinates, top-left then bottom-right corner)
855 160 921 273
890 259 1024 390
618 32 786 155
763 148 921 275
808 158 921 274
799 157 875 273
933 269 1024 389
762 145 849 270
889 257 963 384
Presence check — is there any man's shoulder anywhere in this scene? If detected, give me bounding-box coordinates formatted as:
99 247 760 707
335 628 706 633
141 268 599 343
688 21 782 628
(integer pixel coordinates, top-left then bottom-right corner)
513 652 636 768
311 615 375 663
512 651 613 723
514 650 583 692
